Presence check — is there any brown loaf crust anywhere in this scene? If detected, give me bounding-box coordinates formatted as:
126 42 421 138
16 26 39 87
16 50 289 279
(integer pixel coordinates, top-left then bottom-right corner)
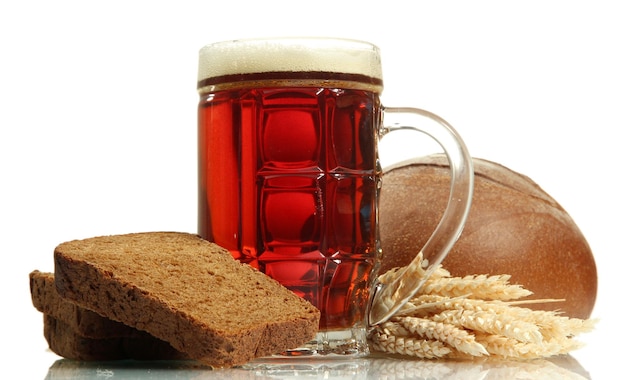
53 232 320 368
379 155 597 319
43 315 187 361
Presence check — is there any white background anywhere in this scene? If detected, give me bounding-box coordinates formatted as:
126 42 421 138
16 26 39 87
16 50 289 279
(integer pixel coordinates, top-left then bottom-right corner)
1 1 624 378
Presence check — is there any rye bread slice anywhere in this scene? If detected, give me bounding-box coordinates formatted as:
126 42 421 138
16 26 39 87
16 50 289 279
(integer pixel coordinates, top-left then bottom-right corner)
53 232 320 368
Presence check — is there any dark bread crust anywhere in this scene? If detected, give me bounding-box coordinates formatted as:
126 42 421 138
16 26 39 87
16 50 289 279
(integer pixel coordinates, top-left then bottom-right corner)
53 232 320 368
379 155 597 319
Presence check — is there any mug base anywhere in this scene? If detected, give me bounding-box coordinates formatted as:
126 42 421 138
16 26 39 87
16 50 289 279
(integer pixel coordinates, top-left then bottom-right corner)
250 328 370 363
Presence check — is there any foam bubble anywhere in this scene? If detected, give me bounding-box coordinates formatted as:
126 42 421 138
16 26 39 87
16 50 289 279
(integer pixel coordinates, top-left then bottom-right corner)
198 37 383 84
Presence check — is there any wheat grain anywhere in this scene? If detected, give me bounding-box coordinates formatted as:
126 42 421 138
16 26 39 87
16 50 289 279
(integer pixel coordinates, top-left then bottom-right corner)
369 328 451 359
400 294 511 317
395 316 488 356
432 308 544 344
472 332 585 359
490 303 596 340
369 253 595 360
421 274 533 300
534 313 597 339
400 295 595 341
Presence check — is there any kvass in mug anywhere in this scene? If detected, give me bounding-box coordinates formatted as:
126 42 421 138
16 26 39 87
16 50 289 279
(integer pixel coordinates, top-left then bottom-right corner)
197 38 473 357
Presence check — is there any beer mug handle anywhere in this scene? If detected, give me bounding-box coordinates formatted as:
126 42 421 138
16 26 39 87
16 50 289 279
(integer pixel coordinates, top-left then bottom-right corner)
368 107 474 327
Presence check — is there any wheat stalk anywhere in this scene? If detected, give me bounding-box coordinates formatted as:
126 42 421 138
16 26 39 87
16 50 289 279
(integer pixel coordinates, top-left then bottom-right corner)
471 332 584 359
432 308 544 344
421 274 533 300
368 254 596 360
394 316 488 356
370 328 452 359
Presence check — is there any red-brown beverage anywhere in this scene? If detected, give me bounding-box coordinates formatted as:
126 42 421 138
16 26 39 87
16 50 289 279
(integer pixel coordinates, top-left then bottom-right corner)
198 79 382 330
197 38 475 358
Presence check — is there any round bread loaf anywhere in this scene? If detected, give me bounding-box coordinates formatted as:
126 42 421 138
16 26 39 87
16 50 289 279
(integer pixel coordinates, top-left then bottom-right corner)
379 155 597 319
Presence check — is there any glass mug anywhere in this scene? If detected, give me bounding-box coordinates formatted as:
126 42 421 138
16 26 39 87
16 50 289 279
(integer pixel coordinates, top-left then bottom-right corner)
197 38 474 357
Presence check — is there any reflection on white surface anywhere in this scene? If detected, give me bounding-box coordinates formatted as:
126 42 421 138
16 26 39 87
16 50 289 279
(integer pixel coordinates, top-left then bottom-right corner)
44 354 590 380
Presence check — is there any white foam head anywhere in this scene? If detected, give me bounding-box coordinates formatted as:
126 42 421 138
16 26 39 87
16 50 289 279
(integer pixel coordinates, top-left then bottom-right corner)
198 37 383 88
